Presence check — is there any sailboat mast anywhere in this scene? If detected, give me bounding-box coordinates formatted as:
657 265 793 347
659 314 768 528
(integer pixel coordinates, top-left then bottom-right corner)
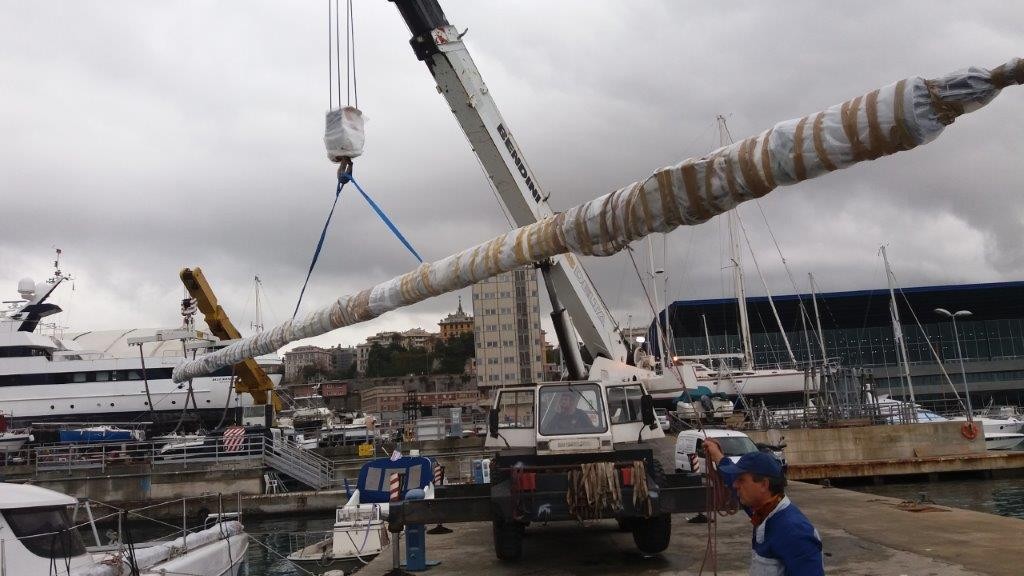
729 211 755 370
717 116 755 370
701 313 712 358
662 232 675 359
880 246 917 409
809 273 828 365
646 236 668 368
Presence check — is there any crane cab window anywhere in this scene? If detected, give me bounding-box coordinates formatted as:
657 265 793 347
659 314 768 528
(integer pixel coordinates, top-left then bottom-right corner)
496 390 534 429
607 384 645 424
538 384 607 436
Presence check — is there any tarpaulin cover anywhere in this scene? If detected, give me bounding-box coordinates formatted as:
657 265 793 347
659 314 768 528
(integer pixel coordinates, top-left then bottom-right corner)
325 105 365 160
174 58 1022 383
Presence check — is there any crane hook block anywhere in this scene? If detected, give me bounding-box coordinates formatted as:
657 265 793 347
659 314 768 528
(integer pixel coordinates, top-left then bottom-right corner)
325 106 366 162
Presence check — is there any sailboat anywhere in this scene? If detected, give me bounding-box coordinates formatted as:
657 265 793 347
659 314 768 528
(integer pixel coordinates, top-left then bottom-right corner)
672 117 809 406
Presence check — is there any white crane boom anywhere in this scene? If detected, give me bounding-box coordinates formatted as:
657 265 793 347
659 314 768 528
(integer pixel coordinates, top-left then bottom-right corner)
392 1 629 363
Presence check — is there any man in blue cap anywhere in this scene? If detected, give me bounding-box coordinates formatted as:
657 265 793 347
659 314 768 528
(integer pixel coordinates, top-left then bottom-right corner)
705 441 824 576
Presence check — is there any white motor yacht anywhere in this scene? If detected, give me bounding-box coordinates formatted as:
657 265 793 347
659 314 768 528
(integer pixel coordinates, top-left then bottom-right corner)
0 263 282 434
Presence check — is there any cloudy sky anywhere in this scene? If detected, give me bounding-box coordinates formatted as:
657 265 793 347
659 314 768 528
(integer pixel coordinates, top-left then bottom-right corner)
2 1 1021 353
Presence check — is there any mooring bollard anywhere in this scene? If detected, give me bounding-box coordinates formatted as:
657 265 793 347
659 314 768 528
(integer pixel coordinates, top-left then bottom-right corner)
389 472 401 502
403 488 439 571
427 464 453 535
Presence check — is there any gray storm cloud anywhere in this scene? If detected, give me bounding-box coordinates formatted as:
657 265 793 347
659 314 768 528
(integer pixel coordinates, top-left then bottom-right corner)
1 1 1021 350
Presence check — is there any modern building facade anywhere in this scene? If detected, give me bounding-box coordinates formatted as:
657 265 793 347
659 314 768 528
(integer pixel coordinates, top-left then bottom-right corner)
660 281 1024 406
472 267 545 393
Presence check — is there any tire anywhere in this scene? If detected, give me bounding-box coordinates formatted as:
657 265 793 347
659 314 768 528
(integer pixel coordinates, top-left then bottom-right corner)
632 514 672 554
492 518 524 562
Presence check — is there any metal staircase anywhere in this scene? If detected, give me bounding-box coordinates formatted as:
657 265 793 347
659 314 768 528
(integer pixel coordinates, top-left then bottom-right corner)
261 437 342 490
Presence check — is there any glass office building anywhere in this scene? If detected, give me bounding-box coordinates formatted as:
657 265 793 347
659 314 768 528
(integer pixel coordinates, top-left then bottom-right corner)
660 281 1024 406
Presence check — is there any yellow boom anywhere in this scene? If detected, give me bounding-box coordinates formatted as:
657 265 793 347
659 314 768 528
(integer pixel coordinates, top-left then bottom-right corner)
179 267 281 410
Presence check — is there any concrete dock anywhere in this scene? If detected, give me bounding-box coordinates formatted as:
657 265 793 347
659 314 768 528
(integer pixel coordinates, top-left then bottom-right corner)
360 481 1023 576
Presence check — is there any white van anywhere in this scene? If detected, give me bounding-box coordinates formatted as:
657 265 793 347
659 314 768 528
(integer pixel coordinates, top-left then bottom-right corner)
674 428 759 473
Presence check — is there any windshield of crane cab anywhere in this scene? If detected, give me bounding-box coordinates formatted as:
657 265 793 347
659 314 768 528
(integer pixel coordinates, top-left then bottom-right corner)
538 384 607 436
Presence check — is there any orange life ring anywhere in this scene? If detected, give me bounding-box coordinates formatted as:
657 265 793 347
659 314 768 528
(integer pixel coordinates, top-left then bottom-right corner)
960 422 981 440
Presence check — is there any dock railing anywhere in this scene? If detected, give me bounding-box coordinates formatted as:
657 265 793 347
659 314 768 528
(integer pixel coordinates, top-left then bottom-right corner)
23 433 343 489
30 434 266 475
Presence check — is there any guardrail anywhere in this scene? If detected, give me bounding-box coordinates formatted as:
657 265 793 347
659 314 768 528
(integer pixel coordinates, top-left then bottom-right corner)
17 434 349 490
30 435 265 475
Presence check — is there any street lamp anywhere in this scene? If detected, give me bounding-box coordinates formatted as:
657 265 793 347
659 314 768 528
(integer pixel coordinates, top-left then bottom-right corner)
934 308 974 419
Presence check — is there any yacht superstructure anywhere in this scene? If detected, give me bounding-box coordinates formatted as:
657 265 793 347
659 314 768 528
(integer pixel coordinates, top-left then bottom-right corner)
0 261 282 433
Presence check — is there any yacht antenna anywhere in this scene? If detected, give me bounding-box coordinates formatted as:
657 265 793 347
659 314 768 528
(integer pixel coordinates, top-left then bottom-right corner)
252 275 265 333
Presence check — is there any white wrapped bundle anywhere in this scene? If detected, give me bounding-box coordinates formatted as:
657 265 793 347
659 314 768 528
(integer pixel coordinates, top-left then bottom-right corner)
174 58 1021 383
325 106 365 161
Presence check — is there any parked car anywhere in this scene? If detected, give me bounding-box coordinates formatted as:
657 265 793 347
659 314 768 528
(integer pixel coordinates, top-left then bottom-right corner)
654 408 671 432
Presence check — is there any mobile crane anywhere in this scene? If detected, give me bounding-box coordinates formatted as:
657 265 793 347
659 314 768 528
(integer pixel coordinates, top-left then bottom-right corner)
386 1 705 561
179 267 281 411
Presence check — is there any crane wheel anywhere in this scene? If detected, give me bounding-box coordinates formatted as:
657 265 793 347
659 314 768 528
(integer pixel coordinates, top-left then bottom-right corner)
493 518 524 562
632 514 671 554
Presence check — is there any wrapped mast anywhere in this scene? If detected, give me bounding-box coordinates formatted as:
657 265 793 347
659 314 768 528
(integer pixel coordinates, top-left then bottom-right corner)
174 58 1022 383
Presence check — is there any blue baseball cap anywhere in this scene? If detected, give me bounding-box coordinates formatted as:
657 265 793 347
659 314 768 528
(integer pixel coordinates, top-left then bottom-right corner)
718 451 783 478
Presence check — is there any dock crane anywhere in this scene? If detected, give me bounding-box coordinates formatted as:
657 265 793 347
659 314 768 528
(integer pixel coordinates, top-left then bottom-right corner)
179 267 282 411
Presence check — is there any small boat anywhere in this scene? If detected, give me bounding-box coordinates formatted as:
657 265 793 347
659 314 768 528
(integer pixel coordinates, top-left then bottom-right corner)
0 432 31 453
948 416 1024 450
0 482 248 576
0 413 32 453
287 455 436 566
673 386 735 421
981 431 1024 451
58 425 144 443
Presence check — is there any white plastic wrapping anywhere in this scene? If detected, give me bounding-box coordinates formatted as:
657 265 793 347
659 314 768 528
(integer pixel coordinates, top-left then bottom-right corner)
174 58 1021 383
325 106 365 161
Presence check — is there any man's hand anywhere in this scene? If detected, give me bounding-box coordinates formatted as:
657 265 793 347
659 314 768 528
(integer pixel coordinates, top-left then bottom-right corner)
703 439 725 465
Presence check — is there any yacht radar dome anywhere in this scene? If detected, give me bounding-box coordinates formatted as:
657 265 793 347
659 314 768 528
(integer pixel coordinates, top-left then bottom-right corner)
17 278 34 299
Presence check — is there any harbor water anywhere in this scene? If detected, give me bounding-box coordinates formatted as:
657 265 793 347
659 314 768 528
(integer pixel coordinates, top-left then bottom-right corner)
850 477 1024 520
242 515 367 576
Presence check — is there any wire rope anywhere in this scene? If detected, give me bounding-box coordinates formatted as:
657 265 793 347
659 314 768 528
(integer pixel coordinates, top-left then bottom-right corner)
335 0 342 107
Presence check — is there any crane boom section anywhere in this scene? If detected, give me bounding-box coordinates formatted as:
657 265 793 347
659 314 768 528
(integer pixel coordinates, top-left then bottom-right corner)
393 7 628 362
179 267 280 409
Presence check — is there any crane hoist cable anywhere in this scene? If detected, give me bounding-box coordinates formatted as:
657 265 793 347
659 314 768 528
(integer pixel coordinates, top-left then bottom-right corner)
328 0 359 110
297 2 420 317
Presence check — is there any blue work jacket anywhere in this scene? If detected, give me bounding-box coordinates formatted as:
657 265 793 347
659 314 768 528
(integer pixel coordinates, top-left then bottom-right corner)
719 469 825 575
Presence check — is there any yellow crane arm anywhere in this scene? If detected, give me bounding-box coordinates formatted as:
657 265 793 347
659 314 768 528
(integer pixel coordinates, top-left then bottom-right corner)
180 267 281 410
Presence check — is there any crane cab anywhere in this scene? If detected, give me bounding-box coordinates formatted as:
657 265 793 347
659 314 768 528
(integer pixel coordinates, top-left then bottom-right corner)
485 380 663 456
